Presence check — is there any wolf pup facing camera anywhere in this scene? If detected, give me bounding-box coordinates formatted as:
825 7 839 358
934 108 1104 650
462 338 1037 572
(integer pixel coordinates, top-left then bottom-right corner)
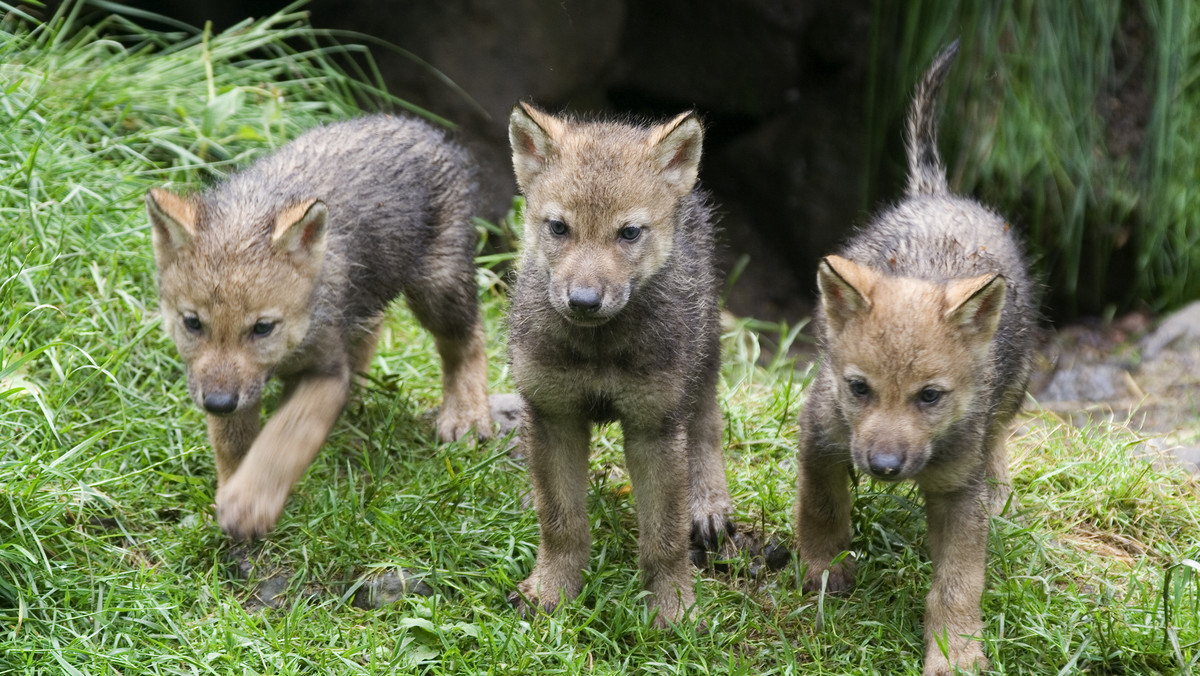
147 115 492 541
794 41 1035 674
506 103 734 626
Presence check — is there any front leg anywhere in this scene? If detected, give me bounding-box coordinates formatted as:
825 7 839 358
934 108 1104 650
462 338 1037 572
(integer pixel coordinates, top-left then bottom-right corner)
216 369 350 540
794 430 855 593
510 406 591 616
207 406 260 486
686 386 734 558
624 416 693 626
923 485 990 675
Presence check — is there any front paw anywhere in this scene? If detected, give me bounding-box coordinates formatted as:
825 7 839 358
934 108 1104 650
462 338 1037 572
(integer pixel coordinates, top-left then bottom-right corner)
436 399 493 443
508 573 573 617
924 641 987 676
800 556 855 594
215 472 288 540
689 512 735 567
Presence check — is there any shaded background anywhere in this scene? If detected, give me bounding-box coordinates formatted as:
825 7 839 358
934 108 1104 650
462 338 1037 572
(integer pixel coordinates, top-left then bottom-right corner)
103 0 1200 323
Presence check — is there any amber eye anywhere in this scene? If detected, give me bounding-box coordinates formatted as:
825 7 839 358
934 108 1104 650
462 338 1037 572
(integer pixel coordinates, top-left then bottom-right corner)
618 225 642 242
182 314 202 334
847 378 870 398
919 387 943 405
547 219 568 236
251 320 276 337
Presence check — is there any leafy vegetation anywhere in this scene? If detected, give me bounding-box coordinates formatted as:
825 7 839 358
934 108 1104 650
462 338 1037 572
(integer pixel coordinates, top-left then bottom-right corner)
1 3 1197 674
868 0 1200 317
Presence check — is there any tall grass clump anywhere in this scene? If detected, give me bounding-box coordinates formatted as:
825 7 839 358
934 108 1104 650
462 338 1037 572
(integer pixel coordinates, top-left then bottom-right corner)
866 1 1200 317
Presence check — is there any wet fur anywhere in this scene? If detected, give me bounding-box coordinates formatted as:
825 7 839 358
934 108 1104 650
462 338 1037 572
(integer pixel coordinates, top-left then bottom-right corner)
506 104 733 626
148 114 492 540
795 41 1037 675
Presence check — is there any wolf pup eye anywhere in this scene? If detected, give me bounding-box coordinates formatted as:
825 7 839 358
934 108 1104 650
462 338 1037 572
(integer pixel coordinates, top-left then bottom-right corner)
618 224 643 242
182 313 202 334
547 219 568 236
918 387 943 405
251 320 276 337
847 378 870 398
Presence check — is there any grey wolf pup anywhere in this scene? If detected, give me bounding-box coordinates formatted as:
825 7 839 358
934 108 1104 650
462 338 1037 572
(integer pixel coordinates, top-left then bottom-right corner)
147 114 492 540
506 103 734 626
794 41 1036 674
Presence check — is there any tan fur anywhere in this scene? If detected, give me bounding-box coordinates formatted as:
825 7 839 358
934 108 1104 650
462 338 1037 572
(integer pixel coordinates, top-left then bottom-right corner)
507 104 732 627
148 115 492 540
795 42 1036 675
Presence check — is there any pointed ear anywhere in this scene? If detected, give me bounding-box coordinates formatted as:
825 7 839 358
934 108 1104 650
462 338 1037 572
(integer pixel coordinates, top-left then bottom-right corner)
271 199 328 270
817 255 878 334
944 273 1006 339
146 188 198 268
648 111 704 195
509 102 563 190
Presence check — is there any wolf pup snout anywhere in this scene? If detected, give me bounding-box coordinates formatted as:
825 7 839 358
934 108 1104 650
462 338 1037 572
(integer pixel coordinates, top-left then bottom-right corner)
794 41 1036 675
507 103 735 626
148 114 493 541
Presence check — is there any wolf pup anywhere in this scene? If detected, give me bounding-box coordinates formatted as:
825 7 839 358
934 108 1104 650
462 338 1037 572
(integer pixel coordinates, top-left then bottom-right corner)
794 41 1035 674
506 104 734 626
147 115 492 541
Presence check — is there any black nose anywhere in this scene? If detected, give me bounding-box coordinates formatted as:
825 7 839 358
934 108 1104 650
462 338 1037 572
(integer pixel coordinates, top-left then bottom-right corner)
867 451 904 478
567 286 602 312
203 391 239 414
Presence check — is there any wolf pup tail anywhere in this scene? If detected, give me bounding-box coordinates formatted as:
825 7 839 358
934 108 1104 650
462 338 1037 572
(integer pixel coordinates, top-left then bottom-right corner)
905 39 959 197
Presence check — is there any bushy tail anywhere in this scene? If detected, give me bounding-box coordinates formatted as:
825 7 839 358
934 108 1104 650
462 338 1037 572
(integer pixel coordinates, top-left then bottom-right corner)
905 39 959 196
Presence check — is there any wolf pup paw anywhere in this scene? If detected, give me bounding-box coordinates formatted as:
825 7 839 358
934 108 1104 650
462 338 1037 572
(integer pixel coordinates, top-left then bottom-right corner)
688 513 735 567
215 472 288 540
436 404 492 443
923 642 987 676
800 558 855 594
508 571 578 618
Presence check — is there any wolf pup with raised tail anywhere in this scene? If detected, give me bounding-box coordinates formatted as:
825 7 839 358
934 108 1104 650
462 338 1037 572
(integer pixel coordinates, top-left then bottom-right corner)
147 115 492 541
794 41 1036 674
506 104 734 626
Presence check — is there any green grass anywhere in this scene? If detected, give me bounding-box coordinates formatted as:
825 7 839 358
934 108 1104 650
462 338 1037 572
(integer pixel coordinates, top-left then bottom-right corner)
867 0 1200 317
1 3 1198 674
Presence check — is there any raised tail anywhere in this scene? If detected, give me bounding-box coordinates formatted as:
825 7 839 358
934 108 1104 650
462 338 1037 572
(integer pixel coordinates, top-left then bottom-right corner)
905 39 959 196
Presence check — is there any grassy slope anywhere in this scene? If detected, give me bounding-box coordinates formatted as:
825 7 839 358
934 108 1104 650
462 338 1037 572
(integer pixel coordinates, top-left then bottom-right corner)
1 5 1198 674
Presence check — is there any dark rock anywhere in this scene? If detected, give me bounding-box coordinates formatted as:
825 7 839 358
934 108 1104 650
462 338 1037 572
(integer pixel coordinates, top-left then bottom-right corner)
352 569 436 609
245 573 290 612
489 393 523 437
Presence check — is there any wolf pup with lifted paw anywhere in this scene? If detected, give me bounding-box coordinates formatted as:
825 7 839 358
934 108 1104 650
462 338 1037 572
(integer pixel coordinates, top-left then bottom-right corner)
794 42 1036 674
147 115 492 541
506 104 734 626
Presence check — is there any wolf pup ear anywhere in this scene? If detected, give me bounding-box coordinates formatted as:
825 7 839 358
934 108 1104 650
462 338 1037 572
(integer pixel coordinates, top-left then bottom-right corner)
944 273 1007 340
509 102 563 190
146 188 198 267
817 255 877 334
649 111 704 196
271 199 328 271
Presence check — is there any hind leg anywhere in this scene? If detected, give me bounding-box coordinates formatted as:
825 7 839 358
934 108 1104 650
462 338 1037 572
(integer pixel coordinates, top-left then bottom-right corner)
348 315 384 383
405 255 491 442
984 425 1013 516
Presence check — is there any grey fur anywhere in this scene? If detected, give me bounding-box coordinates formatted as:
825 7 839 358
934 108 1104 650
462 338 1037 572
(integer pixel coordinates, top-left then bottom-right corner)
796 43 1037 675
148 114 492 540
198 115 481 343
906 39 959 197
506 106 733 626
